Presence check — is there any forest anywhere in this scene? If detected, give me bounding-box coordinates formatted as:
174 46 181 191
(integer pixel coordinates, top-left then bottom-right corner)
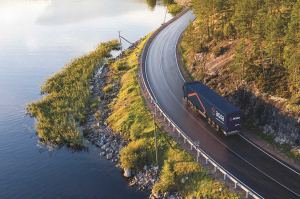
184 0 300 105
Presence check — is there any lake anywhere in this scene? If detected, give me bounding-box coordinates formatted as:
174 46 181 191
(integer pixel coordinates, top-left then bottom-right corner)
0 0 171 198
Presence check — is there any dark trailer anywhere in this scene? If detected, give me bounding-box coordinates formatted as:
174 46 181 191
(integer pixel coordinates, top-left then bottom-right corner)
183 81 241 135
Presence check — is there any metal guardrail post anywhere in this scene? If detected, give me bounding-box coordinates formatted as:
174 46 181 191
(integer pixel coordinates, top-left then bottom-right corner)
139 8 264 199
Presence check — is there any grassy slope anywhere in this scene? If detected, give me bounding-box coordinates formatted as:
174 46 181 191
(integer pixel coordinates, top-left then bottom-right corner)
107 36 239 198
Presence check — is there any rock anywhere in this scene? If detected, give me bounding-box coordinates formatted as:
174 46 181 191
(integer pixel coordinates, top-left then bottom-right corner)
95 142 101 147
124 168 132 178
106 153 113 160
291 146 300 155
105 147 111 153
100 151 106 156
101 144 107 150
274 134 289 145
169 195 175 199
181 178 185 184
163 192 170 198
151 192 160 199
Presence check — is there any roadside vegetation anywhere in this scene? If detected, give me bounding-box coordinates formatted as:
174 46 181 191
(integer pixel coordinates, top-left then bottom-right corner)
182 0 300 100
146 0 183 16
105 36 239 198
182 0 300 106
27 41 120 149
167 3 183 16
180 0 300 159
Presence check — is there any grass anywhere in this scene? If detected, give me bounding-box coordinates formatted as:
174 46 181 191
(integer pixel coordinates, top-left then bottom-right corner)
107 36 154 140
106 35 240 198
27 40 120 149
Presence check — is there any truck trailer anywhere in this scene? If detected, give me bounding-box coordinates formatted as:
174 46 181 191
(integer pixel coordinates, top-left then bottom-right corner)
183 81 241 135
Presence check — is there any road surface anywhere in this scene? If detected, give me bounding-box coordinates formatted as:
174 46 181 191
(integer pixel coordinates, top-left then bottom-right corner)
143 10 300 199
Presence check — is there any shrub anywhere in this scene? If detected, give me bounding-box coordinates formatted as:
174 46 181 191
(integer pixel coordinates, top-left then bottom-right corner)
120 138 150 169
167 4 183 16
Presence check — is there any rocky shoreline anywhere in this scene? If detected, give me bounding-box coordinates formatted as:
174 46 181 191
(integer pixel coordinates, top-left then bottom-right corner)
80 40 185 199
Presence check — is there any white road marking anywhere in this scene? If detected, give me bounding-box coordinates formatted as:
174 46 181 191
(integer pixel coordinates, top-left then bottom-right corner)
143 10 300 198
239 133 300 176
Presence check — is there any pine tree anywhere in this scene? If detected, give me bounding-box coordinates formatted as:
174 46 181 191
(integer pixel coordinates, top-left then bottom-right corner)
284 0 300 101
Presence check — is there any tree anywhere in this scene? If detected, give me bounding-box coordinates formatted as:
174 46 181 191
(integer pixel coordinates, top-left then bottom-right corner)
284 0 300 100
146 0 157 10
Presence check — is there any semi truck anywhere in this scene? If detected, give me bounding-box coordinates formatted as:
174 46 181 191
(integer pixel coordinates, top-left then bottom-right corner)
183 81 241 135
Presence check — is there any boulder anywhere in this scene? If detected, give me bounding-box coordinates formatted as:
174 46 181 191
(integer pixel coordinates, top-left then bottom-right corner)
106 153 113 160
124 168 132 178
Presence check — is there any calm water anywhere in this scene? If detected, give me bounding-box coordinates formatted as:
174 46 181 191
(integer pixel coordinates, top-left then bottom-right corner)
0 1 171 198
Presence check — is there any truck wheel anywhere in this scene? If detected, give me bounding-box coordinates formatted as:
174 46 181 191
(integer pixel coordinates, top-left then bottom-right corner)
212 121 216 128
216 125 220 132
183 97 187 102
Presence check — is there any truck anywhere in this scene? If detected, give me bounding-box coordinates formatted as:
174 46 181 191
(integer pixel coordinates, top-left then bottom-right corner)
183 81 241 135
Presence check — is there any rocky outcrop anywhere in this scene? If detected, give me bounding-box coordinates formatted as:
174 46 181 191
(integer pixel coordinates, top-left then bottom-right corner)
203 72 300 147
129 166 159 191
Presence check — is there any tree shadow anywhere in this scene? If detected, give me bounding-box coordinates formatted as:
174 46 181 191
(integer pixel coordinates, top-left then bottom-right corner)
226 88 300 145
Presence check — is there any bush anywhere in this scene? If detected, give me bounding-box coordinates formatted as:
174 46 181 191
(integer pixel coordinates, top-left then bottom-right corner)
167 4 183 16
120 138 150 169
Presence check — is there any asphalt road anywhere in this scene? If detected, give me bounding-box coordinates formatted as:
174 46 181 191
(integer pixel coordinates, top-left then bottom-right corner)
144 11 300 199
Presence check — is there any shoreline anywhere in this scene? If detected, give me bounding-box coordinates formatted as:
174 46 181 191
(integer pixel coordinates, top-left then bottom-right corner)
27 7 239 199
83 21 239 198
83 39 164 197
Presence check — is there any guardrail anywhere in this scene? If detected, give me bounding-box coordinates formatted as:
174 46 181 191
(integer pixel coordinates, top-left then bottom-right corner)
139 9 264 199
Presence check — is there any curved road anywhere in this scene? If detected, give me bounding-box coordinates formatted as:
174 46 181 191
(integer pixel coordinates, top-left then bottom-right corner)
144 11 300 199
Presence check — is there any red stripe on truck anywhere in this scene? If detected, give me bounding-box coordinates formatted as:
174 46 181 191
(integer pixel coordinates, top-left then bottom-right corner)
188 92 206 113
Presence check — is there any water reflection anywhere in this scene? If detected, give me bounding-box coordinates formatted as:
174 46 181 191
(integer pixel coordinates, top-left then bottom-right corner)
0 0 171 198
146 0 157 10
37 0 157 25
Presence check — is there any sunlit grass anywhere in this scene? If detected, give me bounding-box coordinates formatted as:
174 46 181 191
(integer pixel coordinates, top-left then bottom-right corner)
106 35 239 198
27 40 120 149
